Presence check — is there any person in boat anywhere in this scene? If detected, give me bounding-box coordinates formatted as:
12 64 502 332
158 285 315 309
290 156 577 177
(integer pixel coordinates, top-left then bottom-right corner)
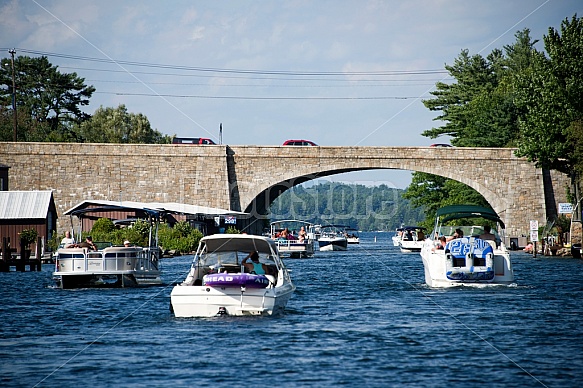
403 230 413 241
61 231 76 248
242 251 266 274
298 226 307 242
446 229 463 242
417 230 425 241
432 236 447 251
77 236 98 251
478 225 496 241
124 240 132 247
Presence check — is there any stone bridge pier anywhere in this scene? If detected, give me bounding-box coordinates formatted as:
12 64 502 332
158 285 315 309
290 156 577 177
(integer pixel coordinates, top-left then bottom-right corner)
0 143 569 238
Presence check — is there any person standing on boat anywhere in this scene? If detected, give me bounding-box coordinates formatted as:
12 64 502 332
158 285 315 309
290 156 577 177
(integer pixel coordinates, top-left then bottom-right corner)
298 226 307 242
242 251 266 274
61 231 76 248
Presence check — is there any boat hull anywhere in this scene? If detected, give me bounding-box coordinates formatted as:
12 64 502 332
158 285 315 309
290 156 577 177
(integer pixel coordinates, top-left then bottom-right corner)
276 240 315 258
170 282 295 317
54 272 162 289
399 240 424 252
53 247 162 289
318 238 347 251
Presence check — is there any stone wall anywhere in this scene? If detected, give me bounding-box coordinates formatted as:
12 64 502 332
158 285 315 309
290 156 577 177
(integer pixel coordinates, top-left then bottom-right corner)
1 142 231 231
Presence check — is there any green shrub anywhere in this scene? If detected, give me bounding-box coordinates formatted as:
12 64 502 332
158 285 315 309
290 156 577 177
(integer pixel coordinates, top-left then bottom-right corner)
19 229 38 247
158 222 203 253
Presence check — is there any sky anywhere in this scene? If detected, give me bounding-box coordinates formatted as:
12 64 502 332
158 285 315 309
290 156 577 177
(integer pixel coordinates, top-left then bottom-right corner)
1 0 581 188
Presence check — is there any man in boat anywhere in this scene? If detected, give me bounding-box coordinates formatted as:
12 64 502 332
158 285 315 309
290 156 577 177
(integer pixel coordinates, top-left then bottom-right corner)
479 225 496 242
77 236 98 251
61 231 76 248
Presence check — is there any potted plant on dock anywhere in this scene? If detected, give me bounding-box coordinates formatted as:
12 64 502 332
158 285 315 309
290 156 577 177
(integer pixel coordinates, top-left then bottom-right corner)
19 229 38 260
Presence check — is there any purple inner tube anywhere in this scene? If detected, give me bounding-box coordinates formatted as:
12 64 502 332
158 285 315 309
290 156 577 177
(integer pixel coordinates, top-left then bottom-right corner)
203 273 270 288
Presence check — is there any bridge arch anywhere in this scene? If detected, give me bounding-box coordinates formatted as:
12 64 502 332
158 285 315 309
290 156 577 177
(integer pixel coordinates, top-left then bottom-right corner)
230 146 568 238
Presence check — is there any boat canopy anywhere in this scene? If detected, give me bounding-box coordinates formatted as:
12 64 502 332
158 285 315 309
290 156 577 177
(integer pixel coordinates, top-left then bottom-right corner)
436 205 505 229
402 225 425 231
270 219 313 226
68 205 161 218
201 234 278 254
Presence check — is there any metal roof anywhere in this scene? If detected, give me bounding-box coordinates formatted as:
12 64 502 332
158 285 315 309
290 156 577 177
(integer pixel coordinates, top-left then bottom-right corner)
63 199 249 217
0 191 54 219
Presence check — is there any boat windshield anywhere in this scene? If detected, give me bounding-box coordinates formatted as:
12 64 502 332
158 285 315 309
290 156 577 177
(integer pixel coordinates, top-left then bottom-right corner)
437 225 502 240
197 250 277 268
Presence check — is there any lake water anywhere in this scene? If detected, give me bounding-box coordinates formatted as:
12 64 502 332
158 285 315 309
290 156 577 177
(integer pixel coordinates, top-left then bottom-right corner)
1 232 582 387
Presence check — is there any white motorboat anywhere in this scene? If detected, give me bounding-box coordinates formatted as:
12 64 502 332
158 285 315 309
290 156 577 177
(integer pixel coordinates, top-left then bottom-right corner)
344 227 360 244
420 205 515 288
53 205 162 289
270 220 315 258
170 234 296 317
398 226 427 252
317 225 348 251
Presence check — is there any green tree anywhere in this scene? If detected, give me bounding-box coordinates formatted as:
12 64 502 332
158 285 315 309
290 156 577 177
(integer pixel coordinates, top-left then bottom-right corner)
514 14 583 219
407 29 540 225
77 104 172 144
0 55 95 141
421 49 501 142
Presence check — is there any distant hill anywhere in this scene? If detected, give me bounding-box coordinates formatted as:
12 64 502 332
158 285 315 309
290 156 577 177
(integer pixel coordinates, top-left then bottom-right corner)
269 182 425 231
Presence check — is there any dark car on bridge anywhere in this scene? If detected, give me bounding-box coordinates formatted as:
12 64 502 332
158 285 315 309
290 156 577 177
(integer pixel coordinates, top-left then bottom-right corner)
430 143 452 147
283 139 318 146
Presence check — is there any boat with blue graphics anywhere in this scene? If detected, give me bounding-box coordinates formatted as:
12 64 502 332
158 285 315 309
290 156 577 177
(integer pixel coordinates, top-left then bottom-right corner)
420 205 514 287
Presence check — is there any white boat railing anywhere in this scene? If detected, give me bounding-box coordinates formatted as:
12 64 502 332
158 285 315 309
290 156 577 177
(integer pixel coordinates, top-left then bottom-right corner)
56 247 159 273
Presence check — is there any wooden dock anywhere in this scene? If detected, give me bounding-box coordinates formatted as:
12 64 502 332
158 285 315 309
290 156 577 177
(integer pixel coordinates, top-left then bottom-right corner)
1 237 43 272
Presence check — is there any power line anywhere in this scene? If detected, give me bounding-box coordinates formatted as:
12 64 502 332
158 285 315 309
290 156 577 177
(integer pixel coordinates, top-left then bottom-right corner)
3 47 448 77
95 91 427 100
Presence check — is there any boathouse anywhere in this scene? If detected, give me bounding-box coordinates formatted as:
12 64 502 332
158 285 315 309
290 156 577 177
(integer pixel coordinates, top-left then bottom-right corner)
0 191 58 267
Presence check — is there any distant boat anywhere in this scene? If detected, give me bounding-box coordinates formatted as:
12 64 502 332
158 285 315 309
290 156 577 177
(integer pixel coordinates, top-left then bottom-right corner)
343 227 360 244
397 226 427 253
270 220 315 258
317 225 348 251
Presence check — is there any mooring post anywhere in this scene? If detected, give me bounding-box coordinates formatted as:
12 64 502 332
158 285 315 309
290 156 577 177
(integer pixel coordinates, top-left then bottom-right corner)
17 239 26 272
34 236 42 271
1 237 9 272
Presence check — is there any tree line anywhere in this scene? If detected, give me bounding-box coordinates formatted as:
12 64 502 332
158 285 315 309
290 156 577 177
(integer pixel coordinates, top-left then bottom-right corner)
270 182 425 231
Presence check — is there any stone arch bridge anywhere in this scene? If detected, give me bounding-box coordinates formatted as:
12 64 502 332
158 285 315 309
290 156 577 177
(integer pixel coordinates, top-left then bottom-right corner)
0 143 569 237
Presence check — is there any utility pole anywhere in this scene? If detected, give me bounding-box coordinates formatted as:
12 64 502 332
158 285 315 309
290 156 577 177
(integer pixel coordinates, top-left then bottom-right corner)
9 49 17 142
